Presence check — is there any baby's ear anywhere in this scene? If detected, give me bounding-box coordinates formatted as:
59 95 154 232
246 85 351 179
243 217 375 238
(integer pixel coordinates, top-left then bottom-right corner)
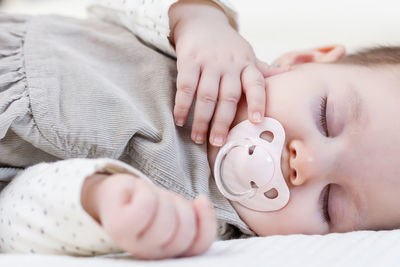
273 45 346 67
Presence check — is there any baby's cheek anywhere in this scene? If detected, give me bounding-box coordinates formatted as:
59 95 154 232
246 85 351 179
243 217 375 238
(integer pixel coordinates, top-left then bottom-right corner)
232 194 329 236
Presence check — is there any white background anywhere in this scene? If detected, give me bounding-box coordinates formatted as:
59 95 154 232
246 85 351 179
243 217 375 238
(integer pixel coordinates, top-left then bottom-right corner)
1 0 400 62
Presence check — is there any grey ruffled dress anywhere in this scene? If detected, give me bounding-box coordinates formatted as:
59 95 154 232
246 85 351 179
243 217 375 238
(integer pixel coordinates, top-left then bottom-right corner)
0 13 253 237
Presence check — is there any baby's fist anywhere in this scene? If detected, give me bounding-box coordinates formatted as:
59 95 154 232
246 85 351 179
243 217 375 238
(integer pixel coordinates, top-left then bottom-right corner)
82 173 216 259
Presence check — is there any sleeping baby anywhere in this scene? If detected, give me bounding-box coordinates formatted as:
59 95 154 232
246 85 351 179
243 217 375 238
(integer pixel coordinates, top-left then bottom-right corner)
0 0 400 260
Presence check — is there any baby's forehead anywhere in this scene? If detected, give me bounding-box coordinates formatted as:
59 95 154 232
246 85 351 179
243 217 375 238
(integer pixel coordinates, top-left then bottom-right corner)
340 62 400 78
330 63 400 92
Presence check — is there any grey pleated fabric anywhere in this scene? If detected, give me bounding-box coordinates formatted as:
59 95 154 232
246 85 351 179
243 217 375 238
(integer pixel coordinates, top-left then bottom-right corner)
0 13 253 237
0 167 22 181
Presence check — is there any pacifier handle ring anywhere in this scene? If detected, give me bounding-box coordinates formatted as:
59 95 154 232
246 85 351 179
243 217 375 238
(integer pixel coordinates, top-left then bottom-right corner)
214 139 257 201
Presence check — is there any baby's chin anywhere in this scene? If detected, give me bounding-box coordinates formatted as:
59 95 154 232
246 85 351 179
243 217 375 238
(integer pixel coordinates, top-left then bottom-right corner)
229 200 268 236
230 200 299 236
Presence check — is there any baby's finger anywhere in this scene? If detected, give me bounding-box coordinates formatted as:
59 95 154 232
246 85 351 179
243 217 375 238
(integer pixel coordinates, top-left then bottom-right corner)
241 64 266 124
256 59 290 78
101 179 158 251
161 195 197 257
191 69 221 144
137 191 177 258
183 196 217 257
121 180 158 236
174 61 201 126
209 73 241 147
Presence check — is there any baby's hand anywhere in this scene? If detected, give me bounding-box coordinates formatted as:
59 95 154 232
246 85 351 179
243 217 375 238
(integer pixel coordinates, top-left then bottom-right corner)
169 0 288 146
82 173 217 259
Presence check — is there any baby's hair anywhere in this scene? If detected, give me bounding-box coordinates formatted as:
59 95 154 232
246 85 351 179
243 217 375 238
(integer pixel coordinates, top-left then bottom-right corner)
339 46 400 65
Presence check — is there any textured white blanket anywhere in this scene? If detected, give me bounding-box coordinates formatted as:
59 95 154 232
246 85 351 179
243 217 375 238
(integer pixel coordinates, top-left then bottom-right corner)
2 230 400 267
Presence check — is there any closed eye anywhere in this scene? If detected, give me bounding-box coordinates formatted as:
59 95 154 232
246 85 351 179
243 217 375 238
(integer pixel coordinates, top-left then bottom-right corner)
319 96 329 136
320 184 331 224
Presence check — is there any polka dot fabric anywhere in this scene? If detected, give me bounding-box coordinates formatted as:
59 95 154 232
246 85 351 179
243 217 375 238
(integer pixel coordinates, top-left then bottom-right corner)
0 158 150 255
88 0 238 58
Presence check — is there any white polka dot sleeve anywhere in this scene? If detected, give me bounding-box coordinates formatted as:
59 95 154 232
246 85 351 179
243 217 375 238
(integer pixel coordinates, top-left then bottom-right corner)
87 0 238 57
0 158 151 255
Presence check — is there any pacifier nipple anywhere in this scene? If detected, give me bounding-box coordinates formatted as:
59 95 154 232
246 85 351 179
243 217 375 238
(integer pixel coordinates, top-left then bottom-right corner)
213 118 290 212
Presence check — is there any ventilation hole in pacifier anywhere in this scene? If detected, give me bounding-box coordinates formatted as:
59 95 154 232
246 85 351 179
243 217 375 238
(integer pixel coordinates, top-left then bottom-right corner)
248 145 256 155
250 181 259 189
264 188 278 199
260 131 274 143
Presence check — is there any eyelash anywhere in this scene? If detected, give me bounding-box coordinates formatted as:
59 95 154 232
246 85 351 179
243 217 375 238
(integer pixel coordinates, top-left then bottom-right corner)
319 96 329 136
322 184 331 224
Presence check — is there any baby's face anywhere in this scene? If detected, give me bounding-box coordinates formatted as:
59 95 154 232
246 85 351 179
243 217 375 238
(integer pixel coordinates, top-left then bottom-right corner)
208 62 400 235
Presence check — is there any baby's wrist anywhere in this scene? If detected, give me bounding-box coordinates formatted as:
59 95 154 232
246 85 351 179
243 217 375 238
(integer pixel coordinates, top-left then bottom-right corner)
168 0 229 46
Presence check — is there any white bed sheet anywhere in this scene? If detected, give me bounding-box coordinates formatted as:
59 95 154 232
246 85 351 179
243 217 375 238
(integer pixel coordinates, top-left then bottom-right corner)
2 230 400 267
1 1 400 266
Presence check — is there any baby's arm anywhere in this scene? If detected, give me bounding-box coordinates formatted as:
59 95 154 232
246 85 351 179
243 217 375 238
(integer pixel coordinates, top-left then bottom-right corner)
0 159 122 255
88 0 237 57
0 158 216 259
89 0 288 147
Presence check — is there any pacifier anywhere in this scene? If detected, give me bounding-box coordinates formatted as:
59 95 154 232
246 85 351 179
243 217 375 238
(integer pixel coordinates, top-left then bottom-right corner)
213 117 290 212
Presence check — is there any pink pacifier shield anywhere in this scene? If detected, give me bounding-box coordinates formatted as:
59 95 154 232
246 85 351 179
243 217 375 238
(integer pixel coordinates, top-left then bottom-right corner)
214 117 290 212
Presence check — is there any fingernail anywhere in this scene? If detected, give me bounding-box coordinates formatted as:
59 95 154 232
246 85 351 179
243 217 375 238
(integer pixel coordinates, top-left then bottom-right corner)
175 118 184 127
212 136 223 147
194 133 204 144
252 112 262 123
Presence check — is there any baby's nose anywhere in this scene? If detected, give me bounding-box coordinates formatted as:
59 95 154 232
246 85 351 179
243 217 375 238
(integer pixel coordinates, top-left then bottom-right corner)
288 140 318 186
